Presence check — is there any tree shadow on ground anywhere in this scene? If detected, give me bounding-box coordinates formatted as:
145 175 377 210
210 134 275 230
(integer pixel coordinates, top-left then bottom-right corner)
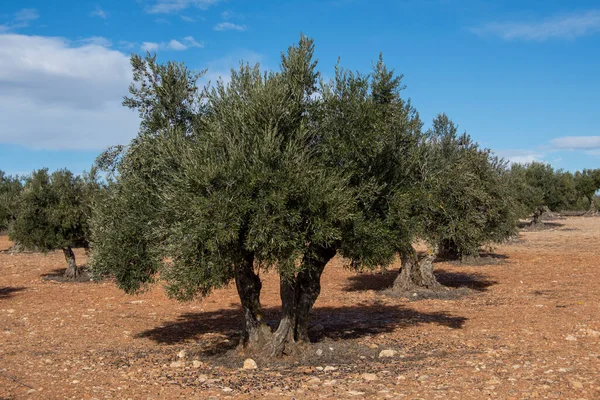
518 221 565 230
136 304 466 355
41 268 92 283
436 250 508 263
0 286 26 300
343 269 498 293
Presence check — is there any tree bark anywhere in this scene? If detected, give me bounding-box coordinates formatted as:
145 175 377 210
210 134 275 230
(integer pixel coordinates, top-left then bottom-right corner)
234 252 272 352
437 239 459 260
268 277 296 356
585 196 597 215
393 246 442 292
532 208 544 225
293 245 336 342
63 246 78 279
269 245 336 357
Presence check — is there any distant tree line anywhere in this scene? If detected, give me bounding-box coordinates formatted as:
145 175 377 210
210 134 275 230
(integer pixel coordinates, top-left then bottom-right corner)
1 36 599 356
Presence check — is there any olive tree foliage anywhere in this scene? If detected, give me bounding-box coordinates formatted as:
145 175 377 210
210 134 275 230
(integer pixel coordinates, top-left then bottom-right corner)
510 162 577 224
574 169 600 213
9 169 98 278
391 114 520 291
0 171 23 232
90 39 426 355
424 114 518 260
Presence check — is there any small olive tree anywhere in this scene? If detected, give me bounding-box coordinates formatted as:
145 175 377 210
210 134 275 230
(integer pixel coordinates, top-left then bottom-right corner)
10 169 94 278
0 171 23 232
574 169 600 213
392 114 519 292
510 162 577 225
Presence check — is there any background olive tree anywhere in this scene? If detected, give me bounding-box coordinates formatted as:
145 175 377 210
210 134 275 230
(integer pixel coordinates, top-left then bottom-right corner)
0 171 23 233
10 168 97 278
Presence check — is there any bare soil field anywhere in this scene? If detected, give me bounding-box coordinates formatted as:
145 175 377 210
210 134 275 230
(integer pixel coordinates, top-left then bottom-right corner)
1 217 599 399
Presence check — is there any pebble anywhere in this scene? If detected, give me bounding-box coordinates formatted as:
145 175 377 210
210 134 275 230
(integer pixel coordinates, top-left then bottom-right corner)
316 349 323 356
379 349 397 358
566 335 577 341
243 358 258 370
192 360 202 368
307 377 321 384
177 350 187 359
170 361 185 368
362 373 378 381
324 366 337 372
348 390 366 396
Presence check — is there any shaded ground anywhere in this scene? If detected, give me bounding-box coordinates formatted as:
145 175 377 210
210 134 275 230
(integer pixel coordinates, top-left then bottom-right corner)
1 217 600 399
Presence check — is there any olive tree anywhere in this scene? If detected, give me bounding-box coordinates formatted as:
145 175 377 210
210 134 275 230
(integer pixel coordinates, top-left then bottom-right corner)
574 169 600 213
10 169 93 278
0 171 23 232
510 162 576 225
91 39 426 355
392 114 519 292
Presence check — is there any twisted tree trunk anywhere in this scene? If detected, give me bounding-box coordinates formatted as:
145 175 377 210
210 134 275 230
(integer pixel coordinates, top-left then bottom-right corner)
532 208 544 225
584 196 597 216
438 239 460 260
234 252 272 352
392 246 442 292
269 245 336 357
293 246 336 343
63 246 78 279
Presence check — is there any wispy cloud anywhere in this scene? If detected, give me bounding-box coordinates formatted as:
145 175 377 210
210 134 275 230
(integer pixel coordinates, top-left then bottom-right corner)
214 22 246 31
472 10 600 41
495 149 545 165
146 0 220 14
90 6 108 19
2 8 40 30
550 136 600 150
141 41 161 52
180 15 195 22
78 36 112 47
168 39 187 51
141 36 203 52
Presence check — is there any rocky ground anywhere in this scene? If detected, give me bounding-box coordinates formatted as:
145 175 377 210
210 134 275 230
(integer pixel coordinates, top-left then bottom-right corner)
0 217 599 399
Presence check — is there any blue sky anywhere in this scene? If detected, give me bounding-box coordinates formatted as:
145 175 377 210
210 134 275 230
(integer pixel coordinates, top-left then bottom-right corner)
1 0 599 175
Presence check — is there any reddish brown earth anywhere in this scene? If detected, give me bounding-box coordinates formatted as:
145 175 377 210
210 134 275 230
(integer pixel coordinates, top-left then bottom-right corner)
1 217 599 399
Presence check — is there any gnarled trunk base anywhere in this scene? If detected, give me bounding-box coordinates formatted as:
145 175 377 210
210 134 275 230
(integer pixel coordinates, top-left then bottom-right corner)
234 252 273 353
392 247 443 293
63 247 78 279
236 246 336 358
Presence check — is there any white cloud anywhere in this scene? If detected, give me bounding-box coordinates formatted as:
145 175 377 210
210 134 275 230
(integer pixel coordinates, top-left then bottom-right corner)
495 149 545 165
0 34 139 150
142 36 203 52
168 39 187 51
2 8 40 30
146 0 220 14
90 6 108 19
183 36 203 48
180 15 195 22
550 136 600 150
141 41 161 52
472 10 600 41
214 22 247 31
78 36 112 47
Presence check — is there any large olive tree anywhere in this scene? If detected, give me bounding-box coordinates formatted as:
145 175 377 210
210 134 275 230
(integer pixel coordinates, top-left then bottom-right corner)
91 38 424 355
